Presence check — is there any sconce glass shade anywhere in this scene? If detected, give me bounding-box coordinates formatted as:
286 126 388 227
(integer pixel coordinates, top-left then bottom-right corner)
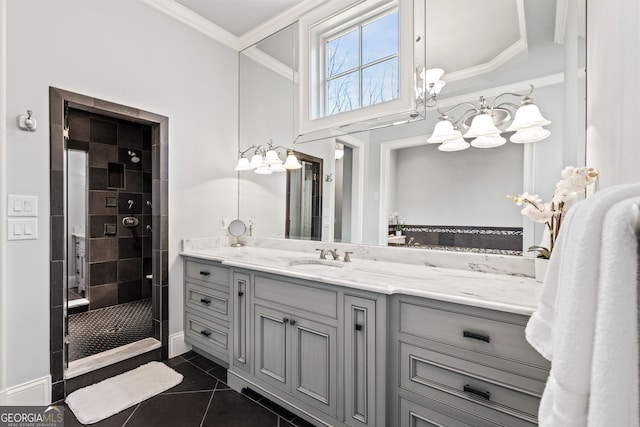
510 127 551 143
263 149 281 165
234 157 252 171
470 135 507 148
437 137 470 152
427 119 459 143
249 153 264 169
269 163 286 173
428 80 446 96
463 113 501 138
421 68 445 85
335 143 345 160
254 166 272 175
283 151 302 170
506 103 551 131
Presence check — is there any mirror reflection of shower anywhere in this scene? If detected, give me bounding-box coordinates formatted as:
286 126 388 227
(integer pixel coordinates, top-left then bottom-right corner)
67 149 89 308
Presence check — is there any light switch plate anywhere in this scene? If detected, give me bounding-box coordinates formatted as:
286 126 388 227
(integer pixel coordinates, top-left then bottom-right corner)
8 218 38 240
8 195 38 217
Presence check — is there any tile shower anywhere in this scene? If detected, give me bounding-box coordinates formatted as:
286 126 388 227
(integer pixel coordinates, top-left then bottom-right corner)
67 108 153 309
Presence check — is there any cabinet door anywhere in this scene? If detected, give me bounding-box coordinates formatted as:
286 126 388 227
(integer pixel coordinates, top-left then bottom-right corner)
344 296 376 427
254 304 290 393
232 272 250 373
290 315 338 417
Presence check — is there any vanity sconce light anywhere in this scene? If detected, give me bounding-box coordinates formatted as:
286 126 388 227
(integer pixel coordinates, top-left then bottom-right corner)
235 140 301 175
416 68 446 108
17 110 37 132
427 85 551 152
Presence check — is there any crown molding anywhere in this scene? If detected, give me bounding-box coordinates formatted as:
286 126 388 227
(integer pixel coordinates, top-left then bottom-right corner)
444 0 527 82
140 0 241 50
238 0 329 50
141 0 329 52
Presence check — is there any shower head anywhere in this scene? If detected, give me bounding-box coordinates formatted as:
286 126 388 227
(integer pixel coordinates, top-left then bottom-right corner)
128 151 140 164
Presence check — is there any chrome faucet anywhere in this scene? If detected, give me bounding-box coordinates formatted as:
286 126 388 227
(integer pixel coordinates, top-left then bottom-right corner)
343 251 353 262
315 248 327 259
326 249 340 260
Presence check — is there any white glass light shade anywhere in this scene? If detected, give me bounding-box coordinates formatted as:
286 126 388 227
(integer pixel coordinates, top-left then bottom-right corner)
263 149 281 165
269 163 286 173
234 157 252 171
283 151 302 170
506 103 551 131
428 80 446 96
335 148 344 160
421 68 444 85
510 127 551 143
427 119 459 143
470 135 507 148
254 166 272 175
249 153 264 169
437 138 470 152
463 113 501 138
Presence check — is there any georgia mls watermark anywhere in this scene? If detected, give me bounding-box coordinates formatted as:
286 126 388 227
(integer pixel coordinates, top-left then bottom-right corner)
0 406 64 427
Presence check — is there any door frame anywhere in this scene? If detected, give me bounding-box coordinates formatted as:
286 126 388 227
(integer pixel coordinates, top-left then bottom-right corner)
285 151 323 240
48 87 169 401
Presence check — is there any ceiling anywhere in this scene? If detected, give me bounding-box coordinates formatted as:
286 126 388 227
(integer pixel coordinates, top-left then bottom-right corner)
174 0 303 37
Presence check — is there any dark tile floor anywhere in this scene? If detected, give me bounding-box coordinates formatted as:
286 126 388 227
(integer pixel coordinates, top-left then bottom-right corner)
63 351 317 427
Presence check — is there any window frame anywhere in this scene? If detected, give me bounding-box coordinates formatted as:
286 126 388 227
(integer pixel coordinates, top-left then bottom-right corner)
299 0 423 137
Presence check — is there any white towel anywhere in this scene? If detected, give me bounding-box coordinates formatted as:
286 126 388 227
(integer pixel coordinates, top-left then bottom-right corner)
525 183 640 427
588 197 640 426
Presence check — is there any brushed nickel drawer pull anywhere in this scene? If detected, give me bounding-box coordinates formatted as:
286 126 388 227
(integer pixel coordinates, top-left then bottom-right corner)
200 330 211 337
199 271 211 276
200 298 211 305
464 384 490 400
463 330 490 343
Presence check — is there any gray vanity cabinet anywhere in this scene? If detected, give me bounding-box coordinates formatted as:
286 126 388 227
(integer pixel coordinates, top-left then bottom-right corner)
252 275 339 417
232 272 250 373
390 295 550 427
183 258 231 364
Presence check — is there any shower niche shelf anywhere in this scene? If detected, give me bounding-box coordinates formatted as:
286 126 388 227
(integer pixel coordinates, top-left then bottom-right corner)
108 162 125 189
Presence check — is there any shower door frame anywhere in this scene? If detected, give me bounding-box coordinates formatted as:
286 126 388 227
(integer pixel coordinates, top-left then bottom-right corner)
49 87 169 402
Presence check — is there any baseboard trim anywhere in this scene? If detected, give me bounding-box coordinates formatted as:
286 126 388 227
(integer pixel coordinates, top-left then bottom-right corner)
169 331 191 358
5 375 51 405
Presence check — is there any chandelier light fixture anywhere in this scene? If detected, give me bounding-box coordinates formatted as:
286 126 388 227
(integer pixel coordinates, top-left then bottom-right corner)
427 84 551 152
234 140 301 175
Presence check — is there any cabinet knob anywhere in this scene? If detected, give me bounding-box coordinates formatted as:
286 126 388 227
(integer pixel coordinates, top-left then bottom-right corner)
238 291 244 297
200 298 211 305
200 330 211 337
199 271 211 276
283 317 289 324
355 324 363 331
289 319 297 326
463 330 490 343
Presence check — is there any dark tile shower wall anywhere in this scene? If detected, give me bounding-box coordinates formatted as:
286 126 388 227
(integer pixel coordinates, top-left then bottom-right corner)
68 108 153 310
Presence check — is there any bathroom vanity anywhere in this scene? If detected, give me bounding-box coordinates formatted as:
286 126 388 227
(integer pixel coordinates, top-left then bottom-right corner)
180 243 547 427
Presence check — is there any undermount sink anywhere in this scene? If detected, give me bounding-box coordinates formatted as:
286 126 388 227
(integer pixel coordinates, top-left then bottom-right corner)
288 259 345 269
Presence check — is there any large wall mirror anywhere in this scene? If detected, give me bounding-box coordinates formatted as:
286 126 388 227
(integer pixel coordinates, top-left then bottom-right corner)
238 0 586 255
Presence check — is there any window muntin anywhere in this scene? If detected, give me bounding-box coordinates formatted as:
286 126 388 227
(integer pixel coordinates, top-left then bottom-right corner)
324 9 399 116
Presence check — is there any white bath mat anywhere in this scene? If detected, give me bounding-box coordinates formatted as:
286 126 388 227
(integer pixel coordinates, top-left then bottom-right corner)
66 361 183 425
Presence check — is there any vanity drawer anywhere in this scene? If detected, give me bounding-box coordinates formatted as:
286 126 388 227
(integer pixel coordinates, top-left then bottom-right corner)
400 342 540 422
254 275 338 319
398 299 548 369
185 281 229 324
185 310 229 362
184 259 230 286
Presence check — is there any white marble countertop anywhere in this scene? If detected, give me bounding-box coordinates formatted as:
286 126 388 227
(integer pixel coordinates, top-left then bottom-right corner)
180 246 542 316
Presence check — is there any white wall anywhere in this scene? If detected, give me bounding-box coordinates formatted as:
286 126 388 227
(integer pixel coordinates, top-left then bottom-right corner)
3 0 238 392
586 0 640 187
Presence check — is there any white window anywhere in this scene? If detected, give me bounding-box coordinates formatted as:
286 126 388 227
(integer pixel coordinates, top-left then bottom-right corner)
324 9 399 116
299 0 424 137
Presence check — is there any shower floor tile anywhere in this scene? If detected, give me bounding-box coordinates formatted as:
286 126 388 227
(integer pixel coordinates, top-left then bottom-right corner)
68 299 152 362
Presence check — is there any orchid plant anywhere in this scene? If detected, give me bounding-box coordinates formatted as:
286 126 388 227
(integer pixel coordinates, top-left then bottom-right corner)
508 166 598 259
